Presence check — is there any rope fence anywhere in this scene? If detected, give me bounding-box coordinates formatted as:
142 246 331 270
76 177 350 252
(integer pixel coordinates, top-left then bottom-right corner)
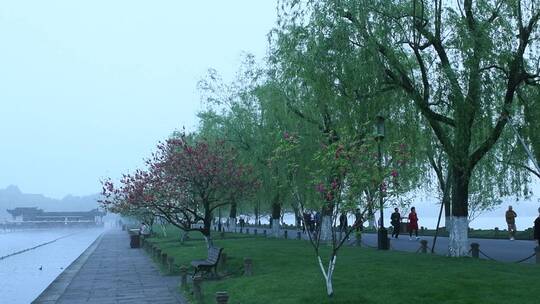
472 243 539 264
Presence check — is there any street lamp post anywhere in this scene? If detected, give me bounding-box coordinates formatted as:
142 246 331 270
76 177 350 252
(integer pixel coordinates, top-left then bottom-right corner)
375 115 389 250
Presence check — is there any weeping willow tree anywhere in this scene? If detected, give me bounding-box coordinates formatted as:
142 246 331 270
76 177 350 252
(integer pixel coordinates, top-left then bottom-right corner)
273 0 540 256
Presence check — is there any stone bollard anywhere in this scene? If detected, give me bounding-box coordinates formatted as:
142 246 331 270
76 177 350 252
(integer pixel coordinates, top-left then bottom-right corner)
161 252 168 266
471 243 480 259
216 291 229 304
297 231 301 240
179 266 188 289
420 240 428 253
246 228 250 234
254 228 258 235
263 230 267 237
243 258 253 276
167 256 175 273
193 275 203 303
284 230 288 239
536 246 540 264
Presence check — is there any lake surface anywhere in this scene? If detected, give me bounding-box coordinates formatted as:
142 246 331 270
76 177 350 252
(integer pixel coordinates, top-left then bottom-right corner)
0 228 104 303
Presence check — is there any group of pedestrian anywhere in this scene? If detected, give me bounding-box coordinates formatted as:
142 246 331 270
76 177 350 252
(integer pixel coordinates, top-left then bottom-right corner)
506 205 540 244
295 204 540 245
390 207 419 240
388 205 540 244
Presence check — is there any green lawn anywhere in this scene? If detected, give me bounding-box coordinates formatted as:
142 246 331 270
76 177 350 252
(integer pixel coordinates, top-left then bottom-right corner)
145 227 540 304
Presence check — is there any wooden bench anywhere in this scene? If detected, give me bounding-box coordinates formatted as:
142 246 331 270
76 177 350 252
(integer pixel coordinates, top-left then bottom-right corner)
191 246 223 277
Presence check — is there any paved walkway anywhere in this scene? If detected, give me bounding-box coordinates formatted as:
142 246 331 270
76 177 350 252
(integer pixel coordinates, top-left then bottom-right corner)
34 229 185 304
233 226 539 264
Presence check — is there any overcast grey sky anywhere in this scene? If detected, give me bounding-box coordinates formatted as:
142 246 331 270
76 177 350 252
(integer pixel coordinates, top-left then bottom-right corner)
0 0 278 198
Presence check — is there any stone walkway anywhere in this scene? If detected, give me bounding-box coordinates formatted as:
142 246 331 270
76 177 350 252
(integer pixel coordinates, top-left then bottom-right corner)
34 229 186 304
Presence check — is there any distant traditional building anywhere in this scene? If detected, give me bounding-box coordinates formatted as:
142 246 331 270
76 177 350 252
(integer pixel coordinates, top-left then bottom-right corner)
6 207 104 225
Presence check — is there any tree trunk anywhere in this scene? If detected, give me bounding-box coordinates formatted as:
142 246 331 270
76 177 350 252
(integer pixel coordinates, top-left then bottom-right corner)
317 255 336 297
320 216 332 241
204 234 213 249
271 202 281 238
367 196 376 229
448 167 470 257
228 218 237 232
254 203 260 226
292 204 302 228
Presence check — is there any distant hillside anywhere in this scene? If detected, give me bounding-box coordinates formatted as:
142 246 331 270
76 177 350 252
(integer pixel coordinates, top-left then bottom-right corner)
0 185 100 220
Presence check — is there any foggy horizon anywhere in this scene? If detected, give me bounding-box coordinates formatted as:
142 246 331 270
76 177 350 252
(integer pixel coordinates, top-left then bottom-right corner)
0 0 277 199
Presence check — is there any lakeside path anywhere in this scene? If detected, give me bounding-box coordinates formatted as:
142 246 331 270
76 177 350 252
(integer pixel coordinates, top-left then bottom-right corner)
34 229 186 304
235 226 539 263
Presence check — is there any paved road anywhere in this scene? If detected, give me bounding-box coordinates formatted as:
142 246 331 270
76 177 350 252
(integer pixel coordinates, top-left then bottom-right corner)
233 226 539 264
34 229 186 304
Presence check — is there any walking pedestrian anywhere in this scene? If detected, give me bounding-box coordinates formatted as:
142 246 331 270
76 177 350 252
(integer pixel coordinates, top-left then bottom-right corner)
314 211 320 231
391 208 401 239
505 206 517 241
534 207 540 246
408 207 419 240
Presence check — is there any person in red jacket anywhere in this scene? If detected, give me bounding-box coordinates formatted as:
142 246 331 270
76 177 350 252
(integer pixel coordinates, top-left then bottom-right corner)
408 207 419 240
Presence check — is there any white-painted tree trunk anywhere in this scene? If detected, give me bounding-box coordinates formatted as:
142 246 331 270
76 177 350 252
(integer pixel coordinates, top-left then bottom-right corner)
204 235 213 249
317 255 336 296
271 219 281 238
320 216 332 241
445 216 452 233
229 218 236 232
448 216 469 257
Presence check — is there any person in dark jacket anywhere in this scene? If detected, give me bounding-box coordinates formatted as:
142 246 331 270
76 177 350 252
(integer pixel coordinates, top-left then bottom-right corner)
339 212 348 232
534 207 540 246
391 208 401 239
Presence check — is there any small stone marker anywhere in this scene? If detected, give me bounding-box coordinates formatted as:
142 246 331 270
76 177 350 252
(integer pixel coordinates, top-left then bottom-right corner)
243 258 253 276
297 231 301 240
216 291 229 304
179 266 188 289
263 230 267 237
254 228 258 235
193 275 203 303
420 240 428 254
471 243 480 259
161 252 168 265
246 228 250 234
167 256 175 273
284 230 288 239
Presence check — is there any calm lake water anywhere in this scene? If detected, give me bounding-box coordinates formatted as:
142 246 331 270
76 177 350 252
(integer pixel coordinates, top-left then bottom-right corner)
0 228 104 303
